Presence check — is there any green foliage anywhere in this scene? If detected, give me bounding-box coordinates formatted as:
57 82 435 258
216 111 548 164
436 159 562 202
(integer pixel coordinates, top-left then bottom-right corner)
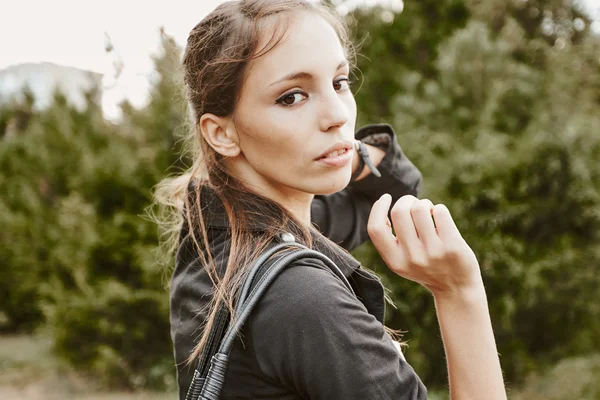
350 5 600 389
45 281 173 389
349 0 470 121
0 31 186 388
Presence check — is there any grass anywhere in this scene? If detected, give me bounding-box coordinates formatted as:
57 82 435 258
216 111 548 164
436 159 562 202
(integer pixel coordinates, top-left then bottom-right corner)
511 354 600 400
2 334 600 399
0 334 177 400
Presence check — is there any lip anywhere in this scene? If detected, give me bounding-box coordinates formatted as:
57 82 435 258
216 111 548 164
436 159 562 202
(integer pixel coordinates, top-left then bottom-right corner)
315 140 354 160
315 140 354 168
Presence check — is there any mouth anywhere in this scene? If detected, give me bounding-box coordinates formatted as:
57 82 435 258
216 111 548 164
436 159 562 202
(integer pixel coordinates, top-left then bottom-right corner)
315 140 354 168
316 141 354 160
318 147 351 160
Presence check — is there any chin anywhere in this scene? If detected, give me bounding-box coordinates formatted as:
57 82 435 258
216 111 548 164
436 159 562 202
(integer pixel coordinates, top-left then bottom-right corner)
312 171 352 196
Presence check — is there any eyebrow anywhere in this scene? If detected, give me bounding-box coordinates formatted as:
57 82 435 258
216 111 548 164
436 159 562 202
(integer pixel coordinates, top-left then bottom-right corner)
268 60 349 88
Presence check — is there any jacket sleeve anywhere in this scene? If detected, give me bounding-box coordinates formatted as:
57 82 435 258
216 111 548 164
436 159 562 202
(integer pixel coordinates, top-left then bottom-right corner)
170 228 227 400
170 255 210 400
248 263 428 400
311 124 422 251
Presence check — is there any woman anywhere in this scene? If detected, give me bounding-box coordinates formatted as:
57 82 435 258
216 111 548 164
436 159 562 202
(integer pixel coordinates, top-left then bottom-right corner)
162 0 507 399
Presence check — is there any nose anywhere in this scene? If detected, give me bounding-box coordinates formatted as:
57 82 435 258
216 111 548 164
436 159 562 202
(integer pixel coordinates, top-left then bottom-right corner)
318 89 350 133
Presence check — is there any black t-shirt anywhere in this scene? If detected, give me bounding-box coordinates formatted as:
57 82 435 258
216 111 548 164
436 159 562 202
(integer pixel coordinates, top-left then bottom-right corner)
170 124 427 399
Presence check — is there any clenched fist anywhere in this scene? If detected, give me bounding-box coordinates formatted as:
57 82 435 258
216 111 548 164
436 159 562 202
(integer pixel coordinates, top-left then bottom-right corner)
367 194 483 296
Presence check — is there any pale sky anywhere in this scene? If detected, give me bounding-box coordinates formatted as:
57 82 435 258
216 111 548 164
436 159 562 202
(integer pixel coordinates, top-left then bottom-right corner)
1 0 599 119
0 0 227 118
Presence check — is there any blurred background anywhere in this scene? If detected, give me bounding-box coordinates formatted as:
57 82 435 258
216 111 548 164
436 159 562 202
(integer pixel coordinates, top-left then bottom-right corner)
1 0 599 399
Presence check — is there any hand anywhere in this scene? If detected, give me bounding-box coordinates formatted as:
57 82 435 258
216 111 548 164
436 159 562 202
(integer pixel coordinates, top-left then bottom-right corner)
350 140 386 181
367 194 483 296
351 139 361 175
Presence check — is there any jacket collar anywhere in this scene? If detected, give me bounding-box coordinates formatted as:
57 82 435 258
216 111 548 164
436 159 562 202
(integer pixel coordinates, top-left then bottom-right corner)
193 184 361 277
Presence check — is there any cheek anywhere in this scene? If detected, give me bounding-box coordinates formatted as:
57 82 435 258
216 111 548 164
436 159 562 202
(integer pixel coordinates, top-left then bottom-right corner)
243 108 309 154
345 94 358 121
236 115 308 172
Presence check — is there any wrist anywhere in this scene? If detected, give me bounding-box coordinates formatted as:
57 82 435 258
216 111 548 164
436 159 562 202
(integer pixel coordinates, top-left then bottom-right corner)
350 141 366 181
432 282 488 307
351 141 384 182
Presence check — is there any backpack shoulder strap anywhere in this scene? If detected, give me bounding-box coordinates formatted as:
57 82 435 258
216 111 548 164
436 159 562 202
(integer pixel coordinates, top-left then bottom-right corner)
188 240 302 400
186 233 355 400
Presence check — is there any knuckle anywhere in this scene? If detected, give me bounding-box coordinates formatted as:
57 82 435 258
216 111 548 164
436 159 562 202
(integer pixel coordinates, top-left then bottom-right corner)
395 195 418 211
390 203 406 219
400 194 418 202
428 248 445 263
421 198 434 208
444 245 462 261
367 223 388 240
407 250 427 269
410 201 428 216
433 203 449 215
366 223 381 237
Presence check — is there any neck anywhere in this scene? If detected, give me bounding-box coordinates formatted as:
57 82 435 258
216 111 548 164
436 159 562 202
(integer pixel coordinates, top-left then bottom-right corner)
273 190 314 227
226 158 314 227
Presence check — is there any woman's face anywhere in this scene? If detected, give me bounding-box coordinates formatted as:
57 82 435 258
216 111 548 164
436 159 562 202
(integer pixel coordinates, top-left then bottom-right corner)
231 11 357 200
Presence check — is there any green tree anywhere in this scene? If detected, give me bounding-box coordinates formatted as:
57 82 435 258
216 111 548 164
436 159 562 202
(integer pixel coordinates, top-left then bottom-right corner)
347 0 471 121
351 8 600 389
0 31 188 388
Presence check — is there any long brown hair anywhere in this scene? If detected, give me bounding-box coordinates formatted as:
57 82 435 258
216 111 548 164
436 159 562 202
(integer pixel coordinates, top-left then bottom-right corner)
154 0 355 363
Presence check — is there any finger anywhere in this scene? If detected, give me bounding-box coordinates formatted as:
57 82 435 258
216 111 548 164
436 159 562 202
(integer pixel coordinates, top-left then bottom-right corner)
368 194 397 253
411 199 441 249
419 199 433 218
432 204 462 242
389 195 421 252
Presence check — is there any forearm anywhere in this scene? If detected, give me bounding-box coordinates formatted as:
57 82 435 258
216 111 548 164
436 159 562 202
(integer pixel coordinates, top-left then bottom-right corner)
434 286 507 400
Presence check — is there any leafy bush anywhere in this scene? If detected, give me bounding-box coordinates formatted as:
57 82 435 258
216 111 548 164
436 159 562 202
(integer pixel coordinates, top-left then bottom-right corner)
0 33 185 388
45 280 173 389
352 16 600 387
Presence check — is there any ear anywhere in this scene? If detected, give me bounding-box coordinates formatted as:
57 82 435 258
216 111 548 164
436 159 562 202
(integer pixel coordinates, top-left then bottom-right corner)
198 113 241 157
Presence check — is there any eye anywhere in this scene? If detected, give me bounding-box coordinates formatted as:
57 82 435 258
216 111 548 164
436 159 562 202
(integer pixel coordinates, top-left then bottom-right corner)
334 78 352 92
276 90 308 107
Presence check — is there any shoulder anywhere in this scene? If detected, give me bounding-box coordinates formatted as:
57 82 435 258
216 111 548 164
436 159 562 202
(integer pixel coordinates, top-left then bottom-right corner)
249 259 379 342
258 260 360 314
245 260 428 399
